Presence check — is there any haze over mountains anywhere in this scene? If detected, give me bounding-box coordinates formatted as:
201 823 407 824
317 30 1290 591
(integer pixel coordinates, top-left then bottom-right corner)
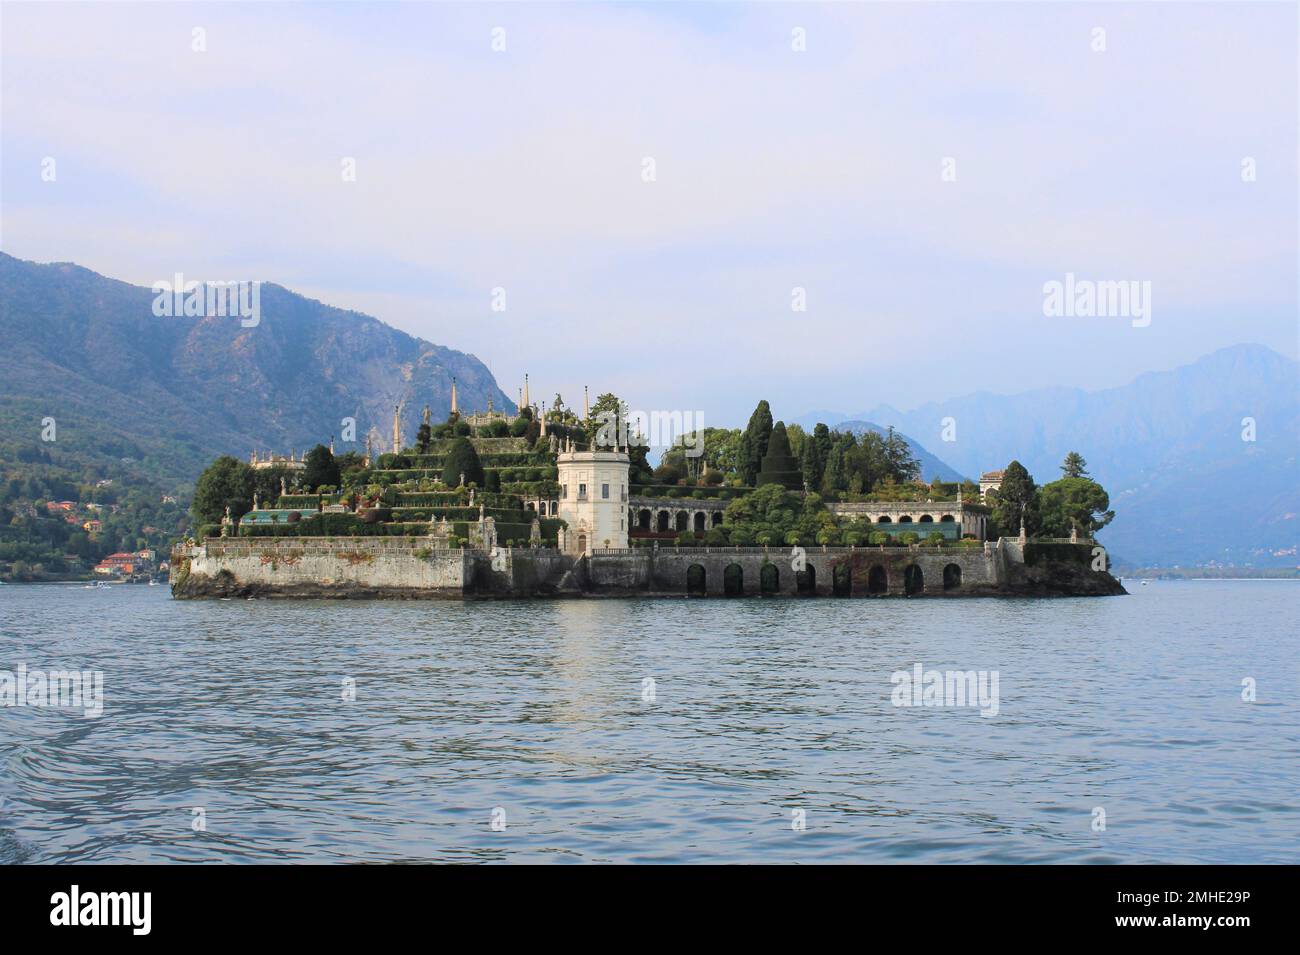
796 344 1299 568
0 253 511 493
2 253 1294 568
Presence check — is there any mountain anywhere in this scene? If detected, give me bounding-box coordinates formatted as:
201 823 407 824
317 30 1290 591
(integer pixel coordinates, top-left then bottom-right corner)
0 253 513 494
799 344 1299 568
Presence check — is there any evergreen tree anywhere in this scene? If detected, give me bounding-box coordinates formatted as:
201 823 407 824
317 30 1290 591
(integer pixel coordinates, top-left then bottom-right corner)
882 427 921 483
442 437 484 487
757 422 803 490
1039 477 1113 536
990 460 1039 536
1060 451 1090 479
302 444 341 491
416 422 432 454
800 436 823 492
813 423 832 473
738 400 773 486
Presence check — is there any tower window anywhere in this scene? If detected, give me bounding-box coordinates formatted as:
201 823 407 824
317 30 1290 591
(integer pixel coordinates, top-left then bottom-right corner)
601 483 609 499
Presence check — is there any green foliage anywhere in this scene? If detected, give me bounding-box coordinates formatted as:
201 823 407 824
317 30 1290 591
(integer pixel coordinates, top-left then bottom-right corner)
1060 451 1090 479
756 421 802 490
441 437 484 487
302 444 341 491
738 400 773 486
1038 477 1114 536
193 456 252 527
722 483 832 546
990 460 1039 536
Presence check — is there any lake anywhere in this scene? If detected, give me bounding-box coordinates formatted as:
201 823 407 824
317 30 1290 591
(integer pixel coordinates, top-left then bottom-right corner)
1 581 1296 863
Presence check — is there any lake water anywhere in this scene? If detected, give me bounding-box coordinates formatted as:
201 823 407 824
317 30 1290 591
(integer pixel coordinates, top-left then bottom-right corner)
0 581 1296 864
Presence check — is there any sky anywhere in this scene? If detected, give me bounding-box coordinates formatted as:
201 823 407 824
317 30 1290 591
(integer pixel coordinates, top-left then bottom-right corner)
2 1 1296 429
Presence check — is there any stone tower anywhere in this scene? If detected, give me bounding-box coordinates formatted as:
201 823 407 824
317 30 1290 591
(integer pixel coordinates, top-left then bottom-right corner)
555 440 630 555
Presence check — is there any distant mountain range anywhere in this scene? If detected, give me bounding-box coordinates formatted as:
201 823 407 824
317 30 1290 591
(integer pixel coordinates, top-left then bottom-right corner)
0 253 512 493
3 253 1294 568
795 344 1299 568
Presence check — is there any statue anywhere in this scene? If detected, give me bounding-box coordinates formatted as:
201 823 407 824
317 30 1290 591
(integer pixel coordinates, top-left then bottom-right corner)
252 491 259 510
280 476 288 496
459 471 465 487
468 487 475 505
422 405 431 426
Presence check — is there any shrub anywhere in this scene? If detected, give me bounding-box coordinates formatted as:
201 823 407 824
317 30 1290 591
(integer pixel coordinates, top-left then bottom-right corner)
442 437 484 487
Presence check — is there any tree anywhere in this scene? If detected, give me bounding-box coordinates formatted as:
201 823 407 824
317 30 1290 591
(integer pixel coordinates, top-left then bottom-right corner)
442 437 484 487
1038 477 1114 537
192 456 253 527
882 427 921 483
757 421 802 490
738 400 773 486
800 433 824 492
416 421 432 454
1060 452 1090 479
302 444 341 491
990 460 1039 536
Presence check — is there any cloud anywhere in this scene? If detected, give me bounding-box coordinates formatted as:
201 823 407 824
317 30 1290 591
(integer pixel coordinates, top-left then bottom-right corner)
2 1 1295 425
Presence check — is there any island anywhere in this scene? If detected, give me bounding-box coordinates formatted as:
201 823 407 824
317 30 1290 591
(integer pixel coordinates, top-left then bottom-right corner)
170 388 1125 599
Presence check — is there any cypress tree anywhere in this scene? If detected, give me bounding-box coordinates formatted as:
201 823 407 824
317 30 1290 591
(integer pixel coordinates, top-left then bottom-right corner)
442 437 484 487
757 422 802 490
738 399 773 486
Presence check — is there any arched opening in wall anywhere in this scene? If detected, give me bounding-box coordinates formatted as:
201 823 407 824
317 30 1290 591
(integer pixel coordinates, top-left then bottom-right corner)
577 534 588 554
919 515 934 523
656 511 670 532
877 516 892 524
638 509 651 530
867 564 888 595
796 563 816 596
549 502 557 515
686 563 706 596
898 516 913 524
724 563 744 596
832 563 851 596
940 514 955 523
904 564 924 596
675 512 689 532
760 562 779 595
711 512 723 527
693 512 706 532
943 563 962 591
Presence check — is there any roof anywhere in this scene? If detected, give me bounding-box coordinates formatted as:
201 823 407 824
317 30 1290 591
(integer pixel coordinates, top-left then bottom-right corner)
979 470 1005 481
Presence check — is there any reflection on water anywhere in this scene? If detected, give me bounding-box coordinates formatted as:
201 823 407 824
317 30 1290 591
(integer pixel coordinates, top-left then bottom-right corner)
0 582 1296 863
